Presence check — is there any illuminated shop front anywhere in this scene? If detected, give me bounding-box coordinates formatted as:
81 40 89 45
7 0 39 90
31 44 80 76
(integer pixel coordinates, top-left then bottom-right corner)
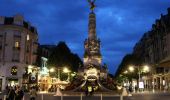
7 66 19 86
38 67 70 92
38 76 51 91
22 65 39 91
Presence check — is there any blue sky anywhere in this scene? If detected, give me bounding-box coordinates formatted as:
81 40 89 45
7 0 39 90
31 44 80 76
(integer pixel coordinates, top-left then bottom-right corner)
0 0 170 74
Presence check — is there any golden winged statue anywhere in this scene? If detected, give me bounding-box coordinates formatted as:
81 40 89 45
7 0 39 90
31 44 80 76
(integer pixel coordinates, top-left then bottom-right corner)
87 0 96 11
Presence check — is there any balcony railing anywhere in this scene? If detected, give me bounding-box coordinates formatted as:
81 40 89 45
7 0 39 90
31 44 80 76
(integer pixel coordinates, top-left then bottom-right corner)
33 52 38 55
14 35 21 38
13 47 20 50
12 59 20 62
33 41 39 45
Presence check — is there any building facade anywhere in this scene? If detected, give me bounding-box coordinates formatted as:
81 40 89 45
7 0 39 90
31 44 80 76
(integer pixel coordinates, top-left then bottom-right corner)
0 14 38 91
133 8 170 90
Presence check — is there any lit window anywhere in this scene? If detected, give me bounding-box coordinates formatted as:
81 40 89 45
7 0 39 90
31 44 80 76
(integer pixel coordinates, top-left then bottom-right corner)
15 41 19 48
11 66 17 75
27 34 30 41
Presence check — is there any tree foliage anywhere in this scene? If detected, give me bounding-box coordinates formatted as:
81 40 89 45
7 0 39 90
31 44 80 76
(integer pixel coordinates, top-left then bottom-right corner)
47 41 83 72
115 54 142 78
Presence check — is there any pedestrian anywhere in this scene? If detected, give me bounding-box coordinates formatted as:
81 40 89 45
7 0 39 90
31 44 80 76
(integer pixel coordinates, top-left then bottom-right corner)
90 87 94 96
85 86 88 96
129 85 133 93
6 86 15 100
30 87 37 100
135 85 138 92
15 86 24 100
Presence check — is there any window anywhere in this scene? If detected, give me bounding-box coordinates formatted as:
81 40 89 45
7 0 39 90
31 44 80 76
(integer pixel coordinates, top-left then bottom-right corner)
26 45 29 52
15 41 20 48
14 31 21 36
26 56 29 64
11 66 17 75
12 50 20 62
27 34 30 41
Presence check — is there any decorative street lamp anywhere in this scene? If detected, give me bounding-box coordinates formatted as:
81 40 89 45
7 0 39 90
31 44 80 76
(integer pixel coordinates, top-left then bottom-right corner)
49 68 55 73
143 65 150 73
63 67 71 82
128 66 135 72
127 65 150 91
63 67 71 73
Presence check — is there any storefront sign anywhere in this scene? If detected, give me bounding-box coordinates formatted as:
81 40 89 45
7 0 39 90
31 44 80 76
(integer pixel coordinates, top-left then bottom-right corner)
139 82 144 89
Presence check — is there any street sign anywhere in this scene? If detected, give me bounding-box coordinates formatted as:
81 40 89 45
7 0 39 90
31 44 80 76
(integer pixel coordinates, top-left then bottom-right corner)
139 82 144 89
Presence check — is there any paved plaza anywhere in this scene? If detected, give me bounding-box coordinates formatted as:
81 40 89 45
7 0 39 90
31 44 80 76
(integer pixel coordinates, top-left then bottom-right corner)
1 91 170 100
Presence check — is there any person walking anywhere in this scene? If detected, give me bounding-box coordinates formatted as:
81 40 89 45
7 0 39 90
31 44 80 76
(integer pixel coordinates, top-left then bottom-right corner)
85 86 88 96
90 87 94 96
30 87 37 100
6 86 15 100
15 86 24 100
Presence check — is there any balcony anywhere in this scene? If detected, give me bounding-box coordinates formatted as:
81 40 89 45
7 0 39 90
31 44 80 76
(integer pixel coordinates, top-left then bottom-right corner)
12 59 20 62
26 49 29 53
33 52 38 55
13 47 20 50
33 41 39 45
14 34 21 38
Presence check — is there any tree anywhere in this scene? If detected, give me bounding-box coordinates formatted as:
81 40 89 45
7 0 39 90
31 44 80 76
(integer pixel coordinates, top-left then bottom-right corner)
47 41 83 72
115 54 142 79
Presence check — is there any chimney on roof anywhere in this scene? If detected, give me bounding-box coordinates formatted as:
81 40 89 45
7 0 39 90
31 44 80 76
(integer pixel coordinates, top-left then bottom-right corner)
14 14 23 25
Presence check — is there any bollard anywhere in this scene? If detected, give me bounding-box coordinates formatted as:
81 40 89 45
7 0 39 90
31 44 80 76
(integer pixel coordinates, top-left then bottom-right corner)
101 94 102 100
120 95 123 100
41 94 44 100
3 95 6 100
80 93 82 100
61 95 63 100
23 95 25 100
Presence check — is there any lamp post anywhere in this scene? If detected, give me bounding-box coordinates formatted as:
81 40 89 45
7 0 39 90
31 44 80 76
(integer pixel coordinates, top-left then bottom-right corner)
63 67 71 82
128 65 150 91
49 67 71 82
49 68 55 73
57 68 60 81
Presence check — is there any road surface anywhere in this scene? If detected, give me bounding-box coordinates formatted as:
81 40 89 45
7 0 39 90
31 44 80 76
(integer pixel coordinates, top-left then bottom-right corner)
1 92 170 100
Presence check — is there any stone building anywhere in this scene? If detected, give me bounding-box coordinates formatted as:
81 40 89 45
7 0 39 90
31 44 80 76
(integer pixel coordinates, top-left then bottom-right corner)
0 14 38 91
133 8 170 90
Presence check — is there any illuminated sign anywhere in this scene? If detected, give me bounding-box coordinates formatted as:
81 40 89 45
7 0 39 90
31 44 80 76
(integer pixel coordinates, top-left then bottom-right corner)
139 82 144 89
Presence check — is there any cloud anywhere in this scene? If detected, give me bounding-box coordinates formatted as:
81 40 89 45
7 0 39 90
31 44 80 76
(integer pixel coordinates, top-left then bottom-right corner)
0 0 170 74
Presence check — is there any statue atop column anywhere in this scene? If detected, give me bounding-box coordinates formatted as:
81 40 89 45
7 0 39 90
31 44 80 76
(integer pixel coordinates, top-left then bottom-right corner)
88 0 96 11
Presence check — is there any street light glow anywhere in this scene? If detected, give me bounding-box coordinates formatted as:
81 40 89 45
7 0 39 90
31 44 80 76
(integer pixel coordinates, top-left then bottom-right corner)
49 68 55 72
143 65 149 72
129 66 134 72
63 67 70 73
123 70 128 74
